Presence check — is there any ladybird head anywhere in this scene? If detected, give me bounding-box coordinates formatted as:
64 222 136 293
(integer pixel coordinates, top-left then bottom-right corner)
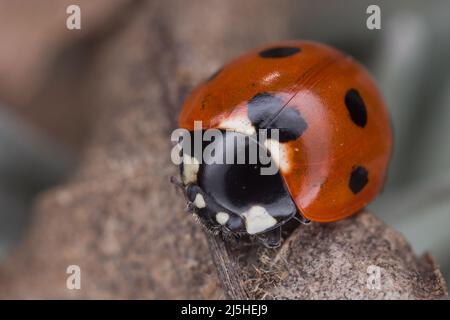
178 129 297 238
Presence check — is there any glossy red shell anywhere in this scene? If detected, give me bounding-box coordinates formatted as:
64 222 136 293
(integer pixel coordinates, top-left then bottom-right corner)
178 40 392 222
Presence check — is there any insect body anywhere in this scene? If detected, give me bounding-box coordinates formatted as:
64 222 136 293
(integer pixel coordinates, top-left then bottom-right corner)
177 41 392 247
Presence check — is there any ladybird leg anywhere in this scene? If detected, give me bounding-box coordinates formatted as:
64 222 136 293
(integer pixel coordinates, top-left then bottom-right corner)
293 214 310 225
185 202 196 212
221 227 239 243
203 224 221 236
256 227 282 248
192 212 221 235
170 175 184 189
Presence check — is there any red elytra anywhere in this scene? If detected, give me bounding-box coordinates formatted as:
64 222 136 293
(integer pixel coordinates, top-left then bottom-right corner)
178 40 392 223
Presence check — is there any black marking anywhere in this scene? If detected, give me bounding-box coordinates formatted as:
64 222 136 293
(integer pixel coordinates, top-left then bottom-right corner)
259 46 300 58
345 89 367 127
248 92 307 142
186 183 245 232
186 185 202 202
349 166 369 194
266 107 308 142
248 92 284 125
198 131 297 223
180 130 299 235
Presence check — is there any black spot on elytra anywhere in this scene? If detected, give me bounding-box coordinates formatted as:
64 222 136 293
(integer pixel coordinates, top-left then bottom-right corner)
266 108 307 142
259 46 300 58
349 166 369 194
248 92 307 142
248 92 284 125
345 89 367 127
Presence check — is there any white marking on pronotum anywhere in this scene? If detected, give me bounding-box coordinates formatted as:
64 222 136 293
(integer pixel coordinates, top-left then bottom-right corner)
219 114 256 135
264 138 290 173
215 212 230 225
194 193 206 209
182 154 200 184
241 205 277 235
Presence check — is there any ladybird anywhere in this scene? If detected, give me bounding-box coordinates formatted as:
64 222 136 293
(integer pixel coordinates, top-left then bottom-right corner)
176 40 392 247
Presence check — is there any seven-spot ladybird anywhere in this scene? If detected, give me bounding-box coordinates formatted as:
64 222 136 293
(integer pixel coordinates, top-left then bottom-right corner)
177 40 392 247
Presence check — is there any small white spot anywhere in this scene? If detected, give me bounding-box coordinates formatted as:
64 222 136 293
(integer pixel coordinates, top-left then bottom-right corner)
194 193 206 209
264 139 290 173
242 205 277 235
261 71 281 85
219 115 255 135
182 154 199 184
215 212 229 225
